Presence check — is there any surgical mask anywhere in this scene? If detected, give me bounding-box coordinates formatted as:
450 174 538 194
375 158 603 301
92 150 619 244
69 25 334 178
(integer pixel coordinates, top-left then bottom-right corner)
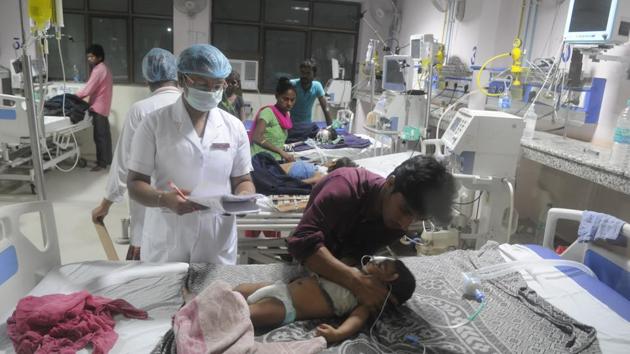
184 87 223 112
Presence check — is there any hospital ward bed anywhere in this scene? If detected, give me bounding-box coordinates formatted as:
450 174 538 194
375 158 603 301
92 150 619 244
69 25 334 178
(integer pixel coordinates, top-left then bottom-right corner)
1 200 629 353
245 119 391 162
0 93 90 192
234 152 408 262
289 133 391 162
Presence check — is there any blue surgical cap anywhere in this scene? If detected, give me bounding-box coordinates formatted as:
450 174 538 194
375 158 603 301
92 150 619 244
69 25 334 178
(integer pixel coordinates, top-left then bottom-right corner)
142 48 177 83
177 44 231 79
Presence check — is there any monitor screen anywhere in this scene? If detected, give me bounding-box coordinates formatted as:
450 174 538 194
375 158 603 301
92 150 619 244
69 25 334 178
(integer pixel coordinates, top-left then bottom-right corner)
450 117 462 132
568 0 613 32
411 39 421 59
382 56 408 92
385 59 404 85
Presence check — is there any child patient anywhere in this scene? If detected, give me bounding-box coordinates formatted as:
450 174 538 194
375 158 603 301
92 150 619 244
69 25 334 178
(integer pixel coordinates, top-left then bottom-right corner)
233 257 416 344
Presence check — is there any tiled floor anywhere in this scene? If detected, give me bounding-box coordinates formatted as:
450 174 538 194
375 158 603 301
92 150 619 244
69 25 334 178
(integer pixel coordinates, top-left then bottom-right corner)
0 166 129 264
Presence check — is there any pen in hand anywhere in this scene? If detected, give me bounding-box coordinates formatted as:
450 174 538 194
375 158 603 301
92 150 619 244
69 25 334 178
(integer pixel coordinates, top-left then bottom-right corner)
168 181 202 212
168 181 188 200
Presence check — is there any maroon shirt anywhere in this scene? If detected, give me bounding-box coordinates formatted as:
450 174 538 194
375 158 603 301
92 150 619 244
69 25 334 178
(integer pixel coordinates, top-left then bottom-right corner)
287 167 405 262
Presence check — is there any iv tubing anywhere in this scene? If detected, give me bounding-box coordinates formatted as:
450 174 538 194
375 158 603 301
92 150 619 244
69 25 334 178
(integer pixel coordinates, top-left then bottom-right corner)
466 259 596 281
424 298 486 329
476 52 511 97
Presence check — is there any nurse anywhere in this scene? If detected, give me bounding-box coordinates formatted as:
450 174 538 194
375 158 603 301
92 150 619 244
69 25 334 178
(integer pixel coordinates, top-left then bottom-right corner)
91 48 180 260
127 44 255 263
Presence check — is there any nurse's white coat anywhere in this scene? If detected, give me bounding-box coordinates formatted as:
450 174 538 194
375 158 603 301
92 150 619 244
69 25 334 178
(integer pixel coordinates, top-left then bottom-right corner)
104 86 181 246
128 97 252 263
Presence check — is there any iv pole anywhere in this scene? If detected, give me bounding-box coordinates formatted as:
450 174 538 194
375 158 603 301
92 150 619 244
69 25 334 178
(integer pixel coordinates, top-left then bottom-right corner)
18 0 47 200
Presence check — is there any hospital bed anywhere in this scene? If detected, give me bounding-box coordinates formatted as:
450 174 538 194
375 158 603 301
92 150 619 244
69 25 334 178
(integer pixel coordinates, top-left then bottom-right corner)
1 200 629 352
289 134 391 162
236 199 301 264
245 120 391 162
0 91 90 192
0 201 189 353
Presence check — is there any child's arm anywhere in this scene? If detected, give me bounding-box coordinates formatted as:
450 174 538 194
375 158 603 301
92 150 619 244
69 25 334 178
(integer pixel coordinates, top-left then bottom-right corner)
316 305 370 344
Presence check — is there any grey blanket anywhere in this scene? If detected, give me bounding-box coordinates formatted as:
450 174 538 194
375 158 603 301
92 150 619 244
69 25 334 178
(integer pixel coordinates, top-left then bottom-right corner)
153 242 600 353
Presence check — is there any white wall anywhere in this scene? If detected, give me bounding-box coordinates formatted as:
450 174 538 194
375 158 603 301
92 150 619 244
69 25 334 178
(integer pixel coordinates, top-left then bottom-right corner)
398 0 521 67
0 0 35 89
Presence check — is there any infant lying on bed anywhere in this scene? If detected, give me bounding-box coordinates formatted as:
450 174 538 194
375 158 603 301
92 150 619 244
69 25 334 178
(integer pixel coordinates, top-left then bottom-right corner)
233 257 416 344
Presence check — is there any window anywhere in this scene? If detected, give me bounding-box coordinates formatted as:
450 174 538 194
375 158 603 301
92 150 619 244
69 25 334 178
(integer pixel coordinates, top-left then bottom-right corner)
265 0 310 26
212 0 360 93
48 14 87 81
47 0 173 84
312 2 361 31
212 24 259 60
263 30 306 90
133 18 174 83
92 17 129 81
214 0 260 22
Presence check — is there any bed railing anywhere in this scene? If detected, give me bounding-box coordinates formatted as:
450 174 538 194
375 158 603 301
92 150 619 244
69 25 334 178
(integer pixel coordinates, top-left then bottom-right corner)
0 201 60 317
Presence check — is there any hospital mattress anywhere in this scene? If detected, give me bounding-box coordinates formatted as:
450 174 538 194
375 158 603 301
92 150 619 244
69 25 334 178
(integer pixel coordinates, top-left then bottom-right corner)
2 244 627 353
0 262 189 353
43 115 72 134
153 242 619 354
501 244 630 354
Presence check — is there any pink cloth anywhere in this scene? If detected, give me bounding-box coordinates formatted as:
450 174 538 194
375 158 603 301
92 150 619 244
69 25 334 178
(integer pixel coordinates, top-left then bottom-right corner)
7 291 147 354
174 280 326 354
76 62 113 117
248 104 293 142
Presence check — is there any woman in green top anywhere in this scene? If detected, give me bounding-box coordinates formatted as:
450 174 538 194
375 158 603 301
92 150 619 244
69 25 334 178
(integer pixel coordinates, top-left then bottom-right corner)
250 77 296 162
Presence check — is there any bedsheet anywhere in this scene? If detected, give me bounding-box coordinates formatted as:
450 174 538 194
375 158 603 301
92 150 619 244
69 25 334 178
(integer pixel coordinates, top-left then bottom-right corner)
44 115 72 133
0 262 188 353
154 242 600 354
502 244 630 353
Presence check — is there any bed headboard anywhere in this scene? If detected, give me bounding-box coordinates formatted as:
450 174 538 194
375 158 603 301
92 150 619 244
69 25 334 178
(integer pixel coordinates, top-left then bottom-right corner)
542 208 630 300
0 93 46 145
0 201 61 318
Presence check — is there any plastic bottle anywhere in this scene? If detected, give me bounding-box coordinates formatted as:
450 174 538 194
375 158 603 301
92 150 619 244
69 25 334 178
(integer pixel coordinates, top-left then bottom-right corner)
364 39 374 65
610 99 630 170
522 104 537 140
498 90 512 111
72 65 80 82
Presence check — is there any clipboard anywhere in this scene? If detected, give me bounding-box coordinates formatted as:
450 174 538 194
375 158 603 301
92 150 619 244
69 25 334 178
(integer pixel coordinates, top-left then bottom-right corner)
93 222 120 261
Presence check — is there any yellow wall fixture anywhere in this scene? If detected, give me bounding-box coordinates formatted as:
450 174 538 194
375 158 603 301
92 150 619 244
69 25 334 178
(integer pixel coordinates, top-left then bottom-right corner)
511 38 523 87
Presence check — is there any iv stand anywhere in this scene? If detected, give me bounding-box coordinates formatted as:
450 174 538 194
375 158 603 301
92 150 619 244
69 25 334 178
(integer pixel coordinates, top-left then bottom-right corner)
424 47 434 139
18 0 47 200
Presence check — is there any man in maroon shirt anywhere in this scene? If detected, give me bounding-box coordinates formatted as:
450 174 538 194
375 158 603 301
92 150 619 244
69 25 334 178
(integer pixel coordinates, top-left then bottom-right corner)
287 155 456 311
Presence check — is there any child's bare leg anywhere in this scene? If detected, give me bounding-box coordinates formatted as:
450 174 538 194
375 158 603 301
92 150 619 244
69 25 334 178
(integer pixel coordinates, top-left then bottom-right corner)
233 283 271 299
249 298 286 328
